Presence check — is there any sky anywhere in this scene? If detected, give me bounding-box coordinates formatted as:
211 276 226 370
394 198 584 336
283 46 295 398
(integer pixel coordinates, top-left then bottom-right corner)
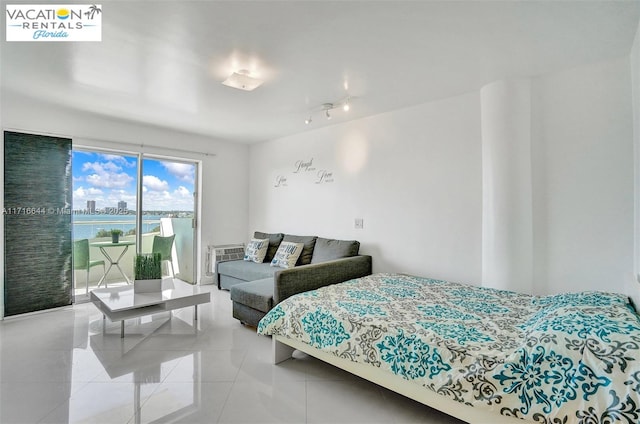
72 151 195 212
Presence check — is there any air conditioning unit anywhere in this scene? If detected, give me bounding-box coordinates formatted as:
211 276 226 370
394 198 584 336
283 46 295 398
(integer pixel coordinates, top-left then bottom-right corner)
205 244 245 276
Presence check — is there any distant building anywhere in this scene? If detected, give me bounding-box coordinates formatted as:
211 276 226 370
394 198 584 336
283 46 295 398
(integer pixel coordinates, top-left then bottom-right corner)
87 200 96 213
118 201 127 213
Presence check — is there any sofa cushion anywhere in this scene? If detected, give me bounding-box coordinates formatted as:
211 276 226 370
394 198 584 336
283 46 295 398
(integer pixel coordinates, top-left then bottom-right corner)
270 241 304 269
254 231 284 262
232 302 267 327
310 238 360 264
244 238 269 263
230 278 274 313
219 274 250 291
217 260 278 282
283 234 317 265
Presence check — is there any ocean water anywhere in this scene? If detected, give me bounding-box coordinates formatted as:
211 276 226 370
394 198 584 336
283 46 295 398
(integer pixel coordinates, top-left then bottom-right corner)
72 214 163 240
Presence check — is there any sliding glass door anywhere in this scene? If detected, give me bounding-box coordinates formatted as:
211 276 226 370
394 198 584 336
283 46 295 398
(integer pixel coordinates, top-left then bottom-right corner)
71 149 198 300
140 157 196 283
71 150 139 299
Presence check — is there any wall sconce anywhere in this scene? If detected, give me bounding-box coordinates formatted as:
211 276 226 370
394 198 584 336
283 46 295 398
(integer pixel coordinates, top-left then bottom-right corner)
305 96 352 125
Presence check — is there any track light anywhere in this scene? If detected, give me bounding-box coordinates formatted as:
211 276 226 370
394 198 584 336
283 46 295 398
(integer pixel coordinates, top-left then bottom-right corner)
304 97 353 125
323 103 333 120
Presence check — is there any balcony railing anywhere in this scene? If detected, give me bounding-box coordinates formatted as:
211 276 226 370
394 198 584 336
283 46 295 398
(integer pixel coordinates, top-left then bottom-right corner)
72 218 194 298
72 218 161 241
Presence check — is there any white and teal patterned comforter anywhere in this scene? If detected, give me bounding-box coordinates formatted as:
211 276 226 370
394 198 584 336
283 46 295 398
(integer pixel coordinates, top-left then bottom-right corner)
257 273 640 423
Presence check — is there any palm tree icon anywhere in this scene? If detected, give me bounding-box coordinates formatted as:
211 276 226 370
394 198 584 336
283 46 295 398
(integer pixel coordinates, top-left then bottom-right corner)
84 5 101 20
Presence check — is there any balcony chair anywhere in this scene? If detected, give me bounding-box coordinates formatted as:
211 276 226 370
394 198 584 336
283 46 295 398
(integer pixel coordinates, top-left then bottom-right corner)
73 239 106 295
152 234 175 277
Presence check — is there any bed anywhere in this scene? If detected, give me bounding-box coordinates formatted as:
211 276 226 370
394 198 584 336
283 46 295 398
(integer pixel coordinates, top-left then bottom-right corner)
257 273 640 424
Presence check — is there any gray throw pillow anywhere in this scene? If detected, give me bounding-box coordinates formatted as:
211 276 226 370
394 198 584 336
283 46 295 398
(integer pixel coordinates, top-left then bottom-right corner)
310 238 360 264
282 234 317 265
254 231 284 262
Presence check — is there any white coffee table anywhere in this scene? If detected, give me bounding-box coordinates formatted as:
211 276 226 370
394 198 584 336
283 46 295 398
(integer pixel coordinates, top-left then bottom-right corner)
90 278 210 338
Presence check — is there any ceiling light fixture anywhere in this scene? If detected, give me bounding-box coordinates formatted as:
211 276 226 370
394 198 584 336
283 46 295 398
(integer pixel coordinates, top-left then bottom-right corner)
305 96 353 125
222 69 263 91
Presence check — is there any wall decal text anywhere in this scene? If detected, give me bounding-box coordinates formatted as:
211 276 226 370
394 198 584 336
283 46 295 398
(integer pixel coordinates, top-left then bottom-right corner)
274 175 288 187
315 170 334 184
293 158 316 173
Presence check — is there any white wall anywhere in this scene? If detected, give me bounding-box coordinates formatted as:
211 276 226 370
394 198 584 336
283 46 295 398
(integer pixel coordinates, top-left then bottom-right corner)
250 92 483 285
531 56 634 296
632 20 640 309
250 55 635 298
1 91 250 287
481 79 533 293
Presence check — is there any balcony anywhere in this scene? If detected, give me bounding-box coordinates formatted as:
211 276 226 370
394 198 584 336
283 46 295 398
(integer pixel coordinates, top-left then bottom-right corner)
73 218 194 300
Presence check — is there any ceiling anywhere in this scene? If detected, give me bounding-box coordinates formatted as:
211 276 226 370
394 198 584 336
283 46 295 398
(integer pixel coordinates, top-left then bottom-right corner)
2 1 640 144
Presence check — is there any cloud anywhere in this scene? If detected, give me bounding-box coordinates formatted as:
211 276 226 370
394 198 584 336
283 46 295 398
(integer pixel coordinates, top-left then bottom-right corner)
83 161 120 173
162 162 195 184
99 154 135 167
105 190 136 209
143 175 169 191
73 186 105 208
176 186 191 197
86 172 133 189
74 186 104 197
136 185 193 211
74 154 195 212
82 161 133 189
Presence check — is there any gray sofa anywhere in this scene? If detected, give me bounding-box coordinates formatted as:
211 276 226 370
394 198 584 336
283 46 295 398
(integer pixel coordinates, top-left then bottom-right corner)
217 232 372 327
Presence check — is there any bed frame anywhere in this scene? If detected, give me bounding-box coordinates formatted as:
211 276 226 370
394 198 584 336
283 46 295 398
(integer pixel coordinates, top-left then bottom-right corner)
273 335 534 424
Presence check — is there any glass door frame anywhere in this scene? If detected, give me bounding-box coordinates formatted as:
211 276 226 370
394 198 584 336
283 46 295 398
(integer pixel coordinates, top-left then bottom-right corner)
72 145 201 295
138 153 199 284
71 145 139 301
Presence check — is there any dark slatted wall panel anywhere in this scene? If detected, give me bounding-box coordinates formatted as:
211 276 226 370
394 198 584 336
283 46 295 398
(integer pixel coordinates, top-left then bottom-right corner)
4 131 72 316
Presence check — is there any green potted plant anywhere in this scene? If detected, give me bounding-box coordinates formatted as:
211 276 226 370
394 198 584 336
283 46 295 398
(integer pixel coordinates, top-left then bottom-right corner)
110 228 123 243
134 252 162 293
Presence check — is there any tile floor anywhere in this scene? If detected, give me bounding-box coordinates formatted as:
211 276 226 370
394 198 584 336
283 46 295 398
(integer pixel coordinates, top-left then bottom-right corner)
0 285 464 424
